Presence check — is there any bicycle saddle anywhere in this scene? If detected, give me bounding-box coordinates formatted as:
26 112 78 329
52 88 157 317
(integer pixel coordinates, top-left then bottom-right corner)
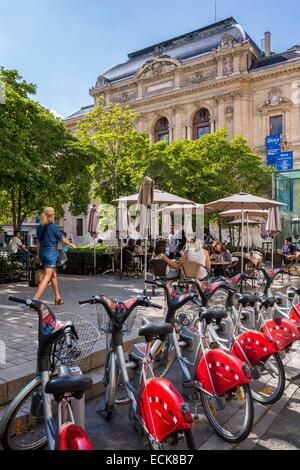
45 370 93 398
236 294 260 306
199 307 227 322
138 322 173 342
259 295 282 308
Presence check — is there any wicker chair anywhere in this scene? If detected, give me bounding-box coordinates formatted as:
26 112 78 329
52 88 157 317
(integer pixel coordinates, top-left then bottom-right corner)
181 260 207 280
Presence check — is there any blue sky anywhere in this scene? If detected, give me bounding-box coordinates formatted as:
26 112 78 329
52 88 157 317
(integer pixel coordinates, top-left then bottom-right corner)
1 0 300 118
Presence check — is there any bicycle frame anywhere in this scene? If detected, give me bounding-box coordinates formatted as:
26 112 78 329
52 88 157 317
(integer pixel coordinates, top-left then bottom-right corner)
96 295 194 446
0 298 91 451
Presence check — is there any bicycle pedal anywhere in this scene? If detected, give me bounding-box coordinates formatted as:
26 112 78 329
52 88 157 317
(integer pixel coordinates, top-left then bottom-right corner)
115 397 131 405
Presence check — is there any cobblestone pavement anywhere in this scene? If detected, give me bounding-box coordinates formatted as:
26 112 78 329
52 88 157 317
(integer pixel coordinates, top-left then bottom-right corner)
0 275 164 382
255 388 300 450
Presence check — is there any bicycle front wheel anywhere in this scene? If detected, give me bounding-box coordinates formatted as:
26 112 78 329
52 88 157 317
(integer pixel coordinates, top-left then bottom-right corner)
0 378 57 450
200 383 254 443
250 352 285 405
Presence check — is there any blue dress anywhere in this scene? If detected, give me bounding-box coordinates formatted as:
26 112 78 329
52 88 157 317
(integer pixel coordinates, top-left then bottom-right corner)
36 222 63 268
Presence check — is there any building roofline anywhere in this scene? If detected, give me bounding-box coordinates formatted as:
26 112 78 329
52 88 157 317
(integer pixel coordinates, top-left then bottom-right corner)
127 17 238 60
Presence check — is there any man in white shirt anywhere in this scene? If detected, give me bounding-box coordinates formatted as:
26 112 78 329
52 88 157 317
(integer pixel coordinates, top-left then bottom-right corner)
9 231 29 260
167 226 176 259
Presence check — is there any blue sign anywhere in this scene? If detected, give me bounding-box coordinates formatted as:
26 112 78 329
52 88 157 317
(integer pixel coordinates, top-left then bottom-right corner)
276 151 293 171
266 134 281 151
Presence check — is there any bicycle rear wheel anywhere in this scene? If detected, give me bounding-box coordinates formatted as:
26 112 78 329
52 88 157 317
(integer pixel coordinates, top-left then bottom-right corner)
200 383 254 443
1 379 57 450
148 428 195 450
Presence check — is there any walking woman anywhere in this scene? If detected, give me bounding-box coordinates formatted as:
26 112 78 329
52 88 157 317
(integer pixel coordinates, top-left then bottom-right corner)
34 207 76 304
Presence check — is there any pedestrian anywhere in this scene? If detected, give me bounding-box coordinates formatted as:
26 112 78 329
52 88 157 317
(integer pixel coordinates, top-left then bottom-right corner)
34 207 76 304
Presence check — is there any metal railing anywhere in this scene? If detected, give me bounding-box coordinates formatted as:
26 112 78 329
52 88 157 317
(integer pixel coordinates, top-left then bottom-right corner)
0 250 32 284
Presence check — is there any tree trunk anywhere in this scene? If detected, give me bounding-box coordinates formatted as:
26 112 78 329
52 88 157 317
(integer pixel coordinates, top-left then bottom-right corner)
10 188 17 231
218 218 222 242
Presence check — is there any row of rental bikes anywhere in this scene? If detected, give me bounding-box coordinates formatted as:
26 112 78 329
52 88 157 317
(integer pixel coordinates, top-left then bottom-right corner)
0 266 300 450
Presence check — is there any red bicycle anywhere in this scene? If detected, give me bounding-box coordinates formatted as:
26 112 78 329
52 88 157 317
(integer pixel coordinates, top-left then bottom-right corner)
0 297 95 450
79 294 195 450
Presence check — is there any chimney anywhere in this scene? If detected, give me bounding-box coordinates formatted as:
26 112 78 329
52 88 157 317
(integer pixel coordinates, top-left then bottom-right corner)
265 31 271 57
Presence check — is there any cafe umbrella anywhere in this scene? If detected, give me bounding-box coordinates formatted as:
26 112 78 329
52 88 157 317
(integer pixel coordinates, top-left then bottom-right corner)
205 192 285 272
88 204 99 275
266 207 282 269
135 176 155 292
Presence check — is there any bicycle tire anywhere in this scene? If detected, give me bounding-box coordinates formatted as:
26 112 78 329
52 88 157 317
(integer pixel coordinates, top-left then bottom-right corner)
250 352 285 405
200 383 254 443
103 351 117 421
0 378 48 450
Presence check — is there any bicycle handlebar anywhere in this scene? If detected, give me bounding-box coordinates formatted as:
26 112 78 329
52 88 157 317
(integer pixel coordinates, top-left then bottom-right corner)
147 302 163 310
9 296 34 307
78 296 100 305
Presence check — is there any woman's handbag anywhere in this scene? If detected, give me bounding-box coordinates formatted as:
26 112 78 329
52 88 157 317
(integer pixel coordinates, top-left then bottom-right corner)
57 241 68 267
29 262 44 287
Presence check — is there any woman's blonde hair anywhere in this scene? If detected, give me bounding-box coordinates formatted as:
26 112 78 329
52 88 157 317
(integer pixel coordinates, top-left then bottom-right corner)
41 207 55 225
187 237 202 251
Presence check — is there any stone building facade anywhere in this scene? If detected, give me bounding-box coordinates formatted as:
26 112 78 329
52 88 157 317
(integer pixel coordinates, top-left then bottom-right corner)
64 17 300 244
65 17 300 168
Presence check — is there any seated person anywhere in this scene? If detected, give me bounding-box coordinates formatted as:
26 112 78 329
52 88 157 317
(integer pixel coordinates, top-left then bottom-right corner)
8 231 29 261
282 237 297 264
152 241 180 279
181 236 211 280
134 239 144 255
122 239 138 274
211 241 232 276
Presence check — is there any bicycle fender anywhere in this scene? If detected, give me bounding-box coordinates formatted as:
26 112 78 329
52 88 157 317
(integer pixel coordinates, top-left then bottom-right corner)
290 303 300 323
57 423 94 450
140 377 193 443
261 317 300 350
231 330 277 366
194 348 251 396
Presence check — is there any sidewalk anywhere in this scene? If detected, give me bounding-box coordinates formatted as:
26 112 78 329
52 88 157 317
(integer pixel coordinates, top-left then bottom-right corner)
0 274 164 404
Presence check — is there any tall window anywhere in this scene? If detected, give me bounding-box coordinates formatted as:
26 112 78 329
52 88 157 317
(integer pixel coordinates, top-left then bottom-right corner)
154 117 169 143
270 115 283 135
193 108 210 139
76 218 83 237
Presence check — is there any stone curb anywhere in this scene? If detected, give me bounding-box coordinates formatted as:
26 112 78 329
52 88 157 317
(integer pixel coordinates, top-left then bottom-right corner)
0 334 140 406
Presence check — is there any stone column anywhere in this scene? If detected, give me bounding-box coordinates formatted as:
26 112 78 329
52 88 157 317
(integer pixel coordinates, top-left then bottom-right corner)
233 92 242 136
137 81 143 99
217 97 226 130
216 59 223 78
185 121 192 140
241 92 251 143
174 69 181 89
233 54 240 74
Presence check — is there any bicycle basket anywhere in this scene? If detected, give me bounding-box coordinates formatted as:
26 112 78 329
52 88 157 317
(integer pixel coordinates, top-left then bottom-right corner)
95 303 144 336
54 313 100 368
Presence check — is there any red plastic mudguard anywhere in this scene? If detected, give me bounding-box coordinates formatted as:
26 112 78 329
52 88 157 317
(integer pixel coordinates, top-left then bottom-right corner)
194 348 251 396
231 330 277 366
290 303 300 323
57 423 94 450
260 317 300 350
140 377 193 443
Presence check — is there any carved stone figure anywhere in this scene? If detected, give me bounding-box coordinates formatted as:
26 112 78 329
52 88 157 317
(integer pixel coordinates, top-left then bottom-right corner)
223 57 234 75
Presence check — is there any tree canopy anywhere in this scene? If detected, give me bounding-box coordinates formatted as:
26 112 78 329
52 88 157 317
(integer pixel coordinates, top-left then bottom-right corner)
130 130 273 204
0 68 99 229
77 97 150 203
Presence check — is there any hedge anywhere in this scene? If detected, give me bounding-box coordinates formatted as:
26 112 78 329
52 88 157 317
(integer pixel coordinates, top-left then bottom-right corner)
63 246 117 275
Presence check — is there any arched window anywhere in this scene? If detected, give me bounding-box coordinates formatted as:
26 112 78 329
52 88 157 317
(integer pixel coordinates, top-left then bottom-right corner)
192 108 211 139
154 117 169 143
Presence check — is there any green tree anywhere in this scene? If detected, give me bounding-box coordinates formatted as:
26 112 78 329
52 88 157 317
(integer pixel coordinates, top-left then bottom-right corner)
134 130 273 203
77 97 150 202
0 68 99 229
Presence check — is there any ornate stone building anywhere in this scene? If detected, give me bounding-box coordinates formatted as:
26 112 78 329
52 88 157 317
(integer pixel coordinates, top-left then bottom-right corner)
65 17 300 168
